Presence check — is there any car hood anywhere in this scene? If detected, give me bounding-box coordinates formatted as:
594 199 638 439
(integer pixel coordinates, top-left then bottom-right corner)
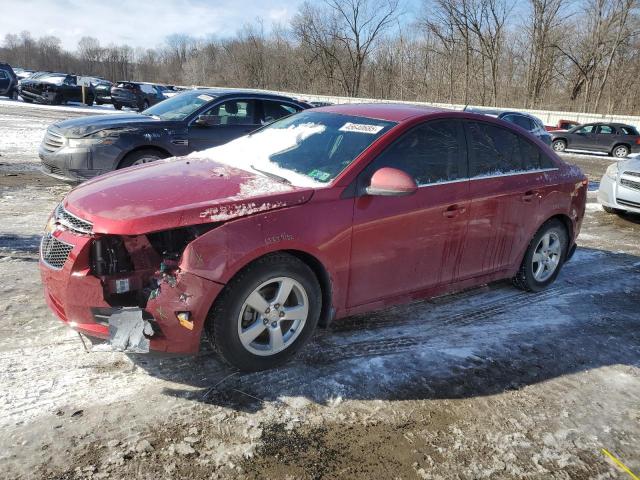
51 114 179 138
63 157 314 235
619 156 640 173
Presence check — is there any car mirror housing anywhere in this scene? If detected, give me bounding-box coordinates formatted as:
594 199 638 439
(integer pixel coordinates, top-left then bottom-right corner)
366 167 418 196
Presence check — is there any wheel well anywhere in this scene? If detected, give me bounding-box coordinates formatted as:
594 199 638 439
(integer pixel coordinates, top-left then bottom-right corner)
553 137 567 144
284 250 333 328
544 214 573 245
612 142 630 152
117 146 170 169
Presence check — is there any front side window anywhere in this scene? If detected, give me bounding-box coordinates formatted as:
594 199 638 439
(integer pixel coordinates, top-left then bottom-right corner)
193 111 395 186
203 100 256 126
365 120 465 185
466 121 551 176
573 125 595 134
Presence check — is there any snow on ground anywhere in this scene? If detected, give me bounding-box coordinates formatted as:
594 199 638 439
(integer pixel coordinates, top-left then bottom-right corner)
0 96 120 115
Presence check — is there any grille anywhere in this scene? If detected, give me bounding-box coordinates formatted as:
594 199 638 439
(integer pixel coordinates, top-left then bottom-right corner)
41 233 73 269
42 129 65 153
623 171 640 178
55 204 93 234
617 198 640 209
620 178 640 192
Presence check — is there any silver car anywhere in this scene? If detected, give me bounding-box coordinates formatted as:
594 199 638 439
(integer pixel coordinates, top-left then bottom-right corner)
598 157 640 214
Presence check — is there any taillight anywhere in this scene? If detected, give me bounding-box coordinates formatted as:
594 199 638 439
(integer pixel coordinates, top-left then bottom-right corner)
635 138 640 145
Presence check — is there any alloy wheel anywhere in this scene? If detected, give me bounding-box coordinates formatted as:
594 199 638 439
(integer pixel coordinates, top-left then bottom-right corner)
131 156 159 165
531 232 561 282
614 146 628 158
237 277 309 356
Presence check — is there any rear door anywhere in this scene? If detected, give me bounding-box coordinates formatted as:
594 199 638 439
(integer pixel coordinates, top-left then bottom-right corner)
456 120 556 279
348 119 470 307
594 124 617 152
187 99 259 152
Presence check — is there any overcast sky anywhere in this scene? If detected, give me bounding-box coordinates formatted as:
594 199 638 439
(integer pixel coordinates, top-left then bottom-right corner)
1 0 305 50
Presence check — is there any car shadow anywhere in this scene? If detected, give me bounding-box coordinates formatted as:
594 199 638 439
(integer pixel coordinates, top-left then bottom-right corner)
0 233 41 260
129 247 640 413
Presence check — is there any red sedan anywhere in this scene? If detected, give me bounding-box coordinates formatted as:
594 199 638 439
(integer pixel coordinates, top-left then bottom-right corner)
40 104 587 371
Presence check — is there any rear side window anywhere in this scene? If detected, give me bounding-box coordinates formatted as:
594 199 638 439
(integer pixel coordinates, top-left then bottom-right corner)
597 125 615 134
261 100 301 124
466 121 552 176
368 120 465 185
621 126 639 135
503 114 533 131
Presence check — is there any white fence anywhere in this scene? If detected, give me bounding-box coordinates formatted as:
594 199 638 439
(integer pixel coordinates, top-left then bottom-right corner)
186 84 640 129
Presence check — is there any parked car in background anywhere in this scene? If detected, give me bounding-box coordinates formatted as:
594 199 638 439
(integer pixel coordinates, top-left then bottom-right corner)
598 157 640 215
545 119 579 131
466 108 551 144
551 123 640 158
20 73 96 105
0 62 19 100
111 81 166 111
38 104 587 370
12 67 35 80
40 89 311 182
92 78 113 105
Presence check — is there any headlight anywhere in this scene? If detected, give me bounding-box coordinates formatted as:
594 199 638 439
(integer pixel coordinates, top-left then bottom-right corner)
67 130 120 147
605 162 618 180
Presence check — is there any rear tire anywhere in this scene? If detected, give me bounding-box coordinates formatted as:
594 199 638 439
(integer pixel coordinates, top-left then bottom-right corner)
513 219 568 292
552 139 566 153
612 144 630 158
118 149 165 168
206 253 321 371
113 103 122 110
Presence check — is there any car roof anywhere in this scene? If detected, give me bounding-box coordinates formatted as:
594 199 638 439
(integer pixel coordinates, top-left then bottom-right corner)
191 88 306 103
312 103 451 122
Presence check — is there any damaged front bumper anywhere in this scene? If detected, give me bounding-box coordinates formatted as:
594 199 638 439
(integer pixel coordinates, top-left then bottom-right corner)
39 226 224 354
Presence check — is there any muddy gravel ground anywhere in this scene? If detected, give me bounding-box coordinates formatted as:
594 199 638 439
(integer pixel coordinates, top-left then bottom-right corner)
0 101 639 479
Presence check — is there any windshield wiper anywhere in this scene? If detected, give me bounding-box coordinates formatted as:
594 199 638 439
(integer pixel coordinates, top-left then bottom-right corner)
250 164 291 185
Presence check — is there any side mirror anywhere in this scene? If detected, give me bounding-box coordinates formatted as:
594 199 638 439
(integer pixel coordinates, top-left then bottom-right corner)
366 167 418 196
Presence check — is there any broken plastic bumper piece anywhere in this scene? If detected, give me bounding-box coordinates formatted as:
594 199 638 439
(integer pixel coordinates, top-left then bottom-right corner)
107 308 153 353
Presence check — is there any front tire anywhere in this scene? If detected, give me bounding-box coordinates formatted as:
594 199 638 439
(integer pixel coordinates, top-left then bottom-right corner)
513 219 568 292
207 253 321 371
118 149 165 168
113 103 122 110
552 139 566 153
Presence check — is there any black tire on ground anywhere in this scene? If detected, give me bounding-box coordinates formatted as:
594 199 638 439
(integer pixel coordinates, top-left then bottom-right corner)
113 103 122 110
10 89 19 100
513 219 569 293
603 205 624 215
612 144 630 158
552 139 566 153
85 98 94 106
52 93 63 105
95 100 103 105
206 252 322 371
118 149 165 168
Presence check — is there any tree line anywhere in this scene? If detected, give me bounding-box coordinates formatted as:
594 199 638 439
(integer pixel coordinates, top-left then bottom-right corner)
1 0 639 115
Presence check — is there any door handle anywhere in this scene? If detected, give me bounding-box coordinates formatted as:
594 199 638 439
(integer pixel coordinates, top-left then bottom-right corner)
443 204 466 218
522 190 538 202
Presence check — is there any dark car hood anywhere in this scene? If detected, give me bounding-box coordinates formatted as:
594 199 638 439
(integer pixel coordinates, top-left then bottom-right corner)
63 157 314 235
51 114 180 138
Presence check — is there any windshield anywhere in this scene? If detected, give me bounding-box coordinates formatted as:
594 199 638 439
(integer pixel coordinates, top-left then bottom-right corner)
38 75 66 85
191 111 396 187
142 90 216 120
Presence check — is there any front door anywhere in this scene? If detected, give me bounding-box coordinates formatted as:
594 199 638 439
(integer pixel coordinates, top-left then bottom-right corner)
188 99 259 152
570 124 598 150
348 119 470 307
